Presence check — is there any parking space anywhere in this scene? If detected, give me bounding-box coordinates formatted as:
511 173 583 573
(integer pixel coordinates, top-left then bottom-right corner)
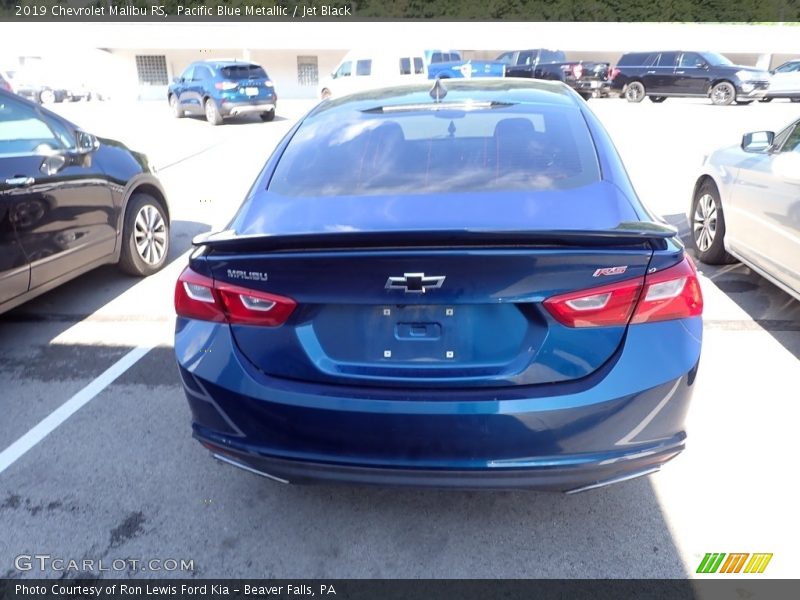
1 96 798 578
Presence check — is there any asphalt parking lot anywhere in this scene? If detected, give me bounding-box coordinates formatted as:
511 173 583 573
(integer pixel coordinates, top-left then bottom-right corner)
1 94 799 579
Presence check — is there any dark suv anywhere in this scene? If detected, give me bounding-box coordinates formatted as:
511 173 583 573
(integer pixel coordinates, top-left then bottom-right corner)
168 60 277 125
610 51 771 105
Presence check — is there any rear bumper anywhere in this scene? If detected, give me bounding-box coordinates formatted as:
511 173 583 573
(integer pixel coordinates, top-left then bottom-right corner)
219 100 276 116
176 317 702 491
201 438 683 492
570 80 612 96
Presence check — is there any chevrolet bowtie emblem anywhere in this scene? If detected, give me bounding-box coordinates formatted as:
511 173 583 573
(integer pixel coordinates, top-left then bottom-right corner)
385 273 446 294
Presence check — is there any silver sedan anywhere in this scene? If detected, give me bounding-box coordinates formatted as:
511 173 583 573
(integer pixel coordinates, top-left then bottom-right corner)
761 59 800 102
691 117 800 301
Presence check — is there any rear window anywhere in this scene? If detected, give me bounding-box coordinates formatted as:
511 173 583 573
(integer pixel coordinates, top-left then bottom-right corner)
220 64 268 80
269 104 600 197
540 50 566 63
430 52 462 63
617 52 655 67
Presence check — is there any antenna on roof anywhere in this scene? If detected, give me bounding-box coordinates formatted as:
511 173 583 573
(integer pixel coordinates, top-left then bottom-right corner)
429 78 447 102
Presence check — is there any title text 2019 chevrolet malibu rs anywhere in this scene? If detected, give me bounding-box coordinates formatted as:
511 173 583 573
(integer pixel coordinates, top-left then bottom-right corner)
174 80 703 493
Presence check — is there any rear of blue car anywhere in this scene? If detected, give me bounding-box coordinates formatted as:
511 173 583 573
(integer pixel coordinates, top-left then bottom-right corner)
212 63 277 119
174 81 702 492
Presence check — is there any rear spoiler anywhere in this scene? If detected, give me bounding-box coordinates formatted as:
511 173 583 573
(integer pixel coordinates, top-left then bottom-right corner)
193 222 677 252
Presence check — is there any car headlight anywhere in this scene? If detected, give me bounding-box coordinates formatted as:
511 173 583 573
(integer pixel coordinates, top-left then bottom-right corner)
736 70 755 81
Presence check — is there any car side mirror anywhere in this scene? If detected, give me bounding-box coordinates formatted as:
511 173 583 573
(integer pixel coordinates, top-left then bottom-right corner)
741 131 774 153
76 131 99 155
696 62 709 69
40 153 67 176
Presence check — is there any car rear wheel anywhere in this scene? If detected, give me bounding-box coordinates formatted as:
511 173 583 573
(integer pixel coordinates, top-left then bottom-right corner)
320 88 331 100
710 82 735 105
260 109 275 121
204 98 223 126
170 95 184 118
39 89 56 104
119 193 170 277
624 82 645 103
691 181 734 265
649 96 667 103
791 98 800 103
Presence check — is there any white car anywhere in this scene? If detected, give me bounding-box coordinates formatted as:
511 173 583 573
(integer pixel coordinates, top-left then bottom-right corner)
691 117 800 300
761 59 800 102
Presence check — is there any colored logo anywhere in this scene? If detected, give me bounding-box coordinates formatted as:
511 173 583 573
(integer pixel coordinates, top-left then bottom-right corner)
696 553 773 574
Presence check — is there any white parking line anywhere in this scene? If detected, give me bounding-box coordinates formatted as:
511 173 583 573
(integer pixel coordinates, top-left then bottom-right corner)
0 346 152 476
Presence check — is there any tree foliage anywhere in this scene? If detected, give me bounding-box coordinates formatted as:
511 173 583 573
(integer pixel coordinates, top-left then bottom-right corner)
2 0 799 20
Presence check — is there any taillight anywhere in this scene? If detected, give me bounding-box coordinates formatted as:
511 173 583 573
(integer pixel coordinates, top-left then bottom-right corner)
630 256 703 324
610 68 620 80
215 81 238 91
544 256 702 328
573 64 584 79
544 279 643 328
175 267 296 327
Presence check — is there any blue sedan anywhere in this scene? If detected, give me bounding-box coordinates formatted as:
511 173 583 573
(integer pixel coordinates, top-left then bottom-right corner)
174 79 703 493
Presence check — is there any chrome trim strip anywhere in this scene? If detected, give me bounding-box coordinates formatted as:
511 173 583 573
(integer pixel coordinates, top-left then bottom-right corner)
211 453 290 484
564 466 660 494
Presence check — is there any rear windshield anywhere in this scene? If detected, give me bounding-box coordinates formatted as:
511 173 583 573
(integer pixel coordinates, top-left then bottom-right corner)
430 52 462 63
220 64 268 79
269 104 600 197
540 50 566 63
617 53 655 67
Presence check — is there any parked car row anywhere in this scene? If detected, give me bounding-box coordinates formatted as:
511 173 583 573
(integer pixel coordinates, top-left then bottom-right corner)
161 50 800 129
1 68 107 104
316 48 800 106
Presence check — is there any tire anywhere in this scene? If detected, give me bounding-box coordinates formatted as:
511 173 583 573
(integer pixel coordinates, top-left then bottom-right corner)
260 109 275 121
204 98 223 126
649 96 667 103
735 100 753 105
39 89 56 104
691 181 735 265
624 81 645 103
118 193 170 277
710 81 735 105
791 98 800 103
320 88 331 100
759 97 773 103
169 94 184 118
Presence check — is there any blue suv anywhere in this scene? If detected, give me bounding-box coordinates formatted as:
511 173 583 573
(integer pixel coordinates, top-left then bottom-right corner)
168 60 277 125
